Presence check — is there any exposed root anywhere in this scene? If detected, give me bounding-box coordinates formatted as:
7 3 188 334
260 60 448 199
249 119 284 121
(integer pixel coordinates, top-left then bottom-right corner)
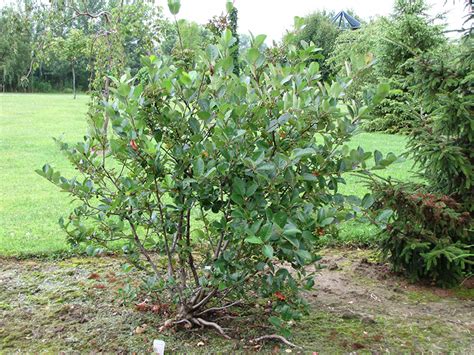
158 318 174 333
174 318 192 329
160 316 231 339
251 334 301 349
191 317 201 327
195 317 231 339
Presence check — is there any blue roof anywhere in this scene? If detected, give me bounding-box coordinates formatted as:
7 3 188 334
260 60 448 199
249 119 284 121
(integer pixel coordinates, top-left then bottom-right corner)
332 11 361 29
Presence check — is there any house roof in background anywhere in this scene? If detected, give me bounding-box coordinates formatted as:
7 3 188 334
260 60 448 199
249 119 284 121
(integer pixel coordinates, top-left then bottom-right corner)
332 11 361 29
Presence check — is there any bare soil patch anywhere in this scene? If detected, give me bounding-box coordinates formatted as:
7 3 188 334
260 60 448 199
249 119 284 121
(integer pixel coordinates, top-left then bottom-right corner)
300 248 473 352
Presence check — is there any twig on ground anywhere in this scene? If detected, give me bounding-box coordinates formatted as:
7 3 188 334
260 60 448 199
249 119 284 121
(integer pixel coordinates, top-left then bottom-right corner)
251 334 301 349
370 293 381 302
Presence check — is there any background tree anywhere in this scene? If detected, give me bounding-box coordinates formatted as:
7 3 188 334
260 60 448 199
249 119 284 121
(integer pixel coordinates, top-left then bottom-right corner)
328 19 383 100
227 1 240 75
366 39 473 286
284 11 341 78
407 37 473 211
160 19 213 69
49 29 89 98
364 1 473 287
113 1 163 74
377 0 445 78
329 0 448 133
205 0 241 74
0 6 32 92
0 0 165 94
371 0 446 133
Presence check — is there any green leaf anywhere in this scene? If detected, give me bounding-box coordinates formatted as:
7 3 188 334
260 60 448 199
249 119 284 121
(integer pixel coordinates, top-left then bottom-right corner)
85 245 96 256
305 278 315 290
296 249 312 262
230 192 244 205
232 178 246 196
273 212 287 228
361 194 375 209
254 34 267 47
193 230 206 239
43 163 51 175
329 82 343 98
117 83 129 97
223 29 233 45
373 82 390 104
376 209 393 223
309 61 319 75
206 44 219 62
283 223 301 236
262 245 274 258
220 56 233 72
320 217 334 227
179 72 192 86
292 147 316 160
167 0 181 15
258 223 273 241
246 182 258 196
269 316 282 327
197 111 211 120
245 236 263 244
374 150 383 164
193 157 205 176
293 16 305 30
204 167 216 178
247 48 260 64
189 117 200 134
302 173 318 181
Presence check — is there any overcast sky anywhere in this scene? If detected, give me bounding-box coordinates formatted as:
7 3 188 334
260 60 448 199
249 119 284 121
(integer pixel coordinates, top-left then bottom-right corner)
0 0 469 41
155 0 469 41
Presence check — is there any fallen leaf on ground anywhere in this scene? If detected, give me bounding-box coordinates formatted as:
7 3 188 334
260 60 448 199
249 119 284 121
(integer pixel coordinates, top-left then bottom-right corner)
135 324 148 334
88 272 101 280
136 300 149 312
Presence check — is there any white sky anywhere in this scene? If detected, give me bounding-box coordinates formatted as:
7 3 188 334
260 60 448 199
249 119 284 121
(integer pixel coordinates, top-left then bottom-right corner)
0 0 469 41
155 0 469 41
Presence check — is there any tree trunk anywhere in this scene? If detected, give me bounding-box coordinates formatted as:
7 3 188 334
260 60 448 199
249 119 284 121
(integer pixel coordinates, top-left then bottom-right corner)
72 63 76 99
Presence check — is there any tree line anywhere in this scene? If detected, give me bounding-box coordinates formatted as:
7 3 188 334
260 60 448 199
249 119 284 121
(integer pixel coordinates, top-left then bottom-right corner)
0 0 471 158
0 0 225 95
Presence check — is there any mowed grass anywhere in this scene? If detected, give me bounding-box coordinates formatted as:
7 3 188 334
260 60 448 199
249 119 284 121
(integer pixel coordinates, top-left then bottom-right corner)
0 94 88 256
336 132 416 246
0 94 415 256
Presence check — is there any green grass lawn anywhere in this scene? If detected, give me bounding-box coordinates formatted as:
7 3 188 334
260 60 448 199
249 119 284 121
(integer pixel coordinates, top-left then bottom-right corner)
0 94 88 256
0 93 414 256
336 132 417 246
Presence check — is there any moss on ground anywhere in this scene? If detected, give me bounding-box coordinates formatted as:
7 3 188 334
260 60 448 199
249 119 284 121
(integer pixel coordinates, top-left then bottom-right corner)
291 308 470 353
406 290 443 303
1 252 472 353
451 286 474 300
